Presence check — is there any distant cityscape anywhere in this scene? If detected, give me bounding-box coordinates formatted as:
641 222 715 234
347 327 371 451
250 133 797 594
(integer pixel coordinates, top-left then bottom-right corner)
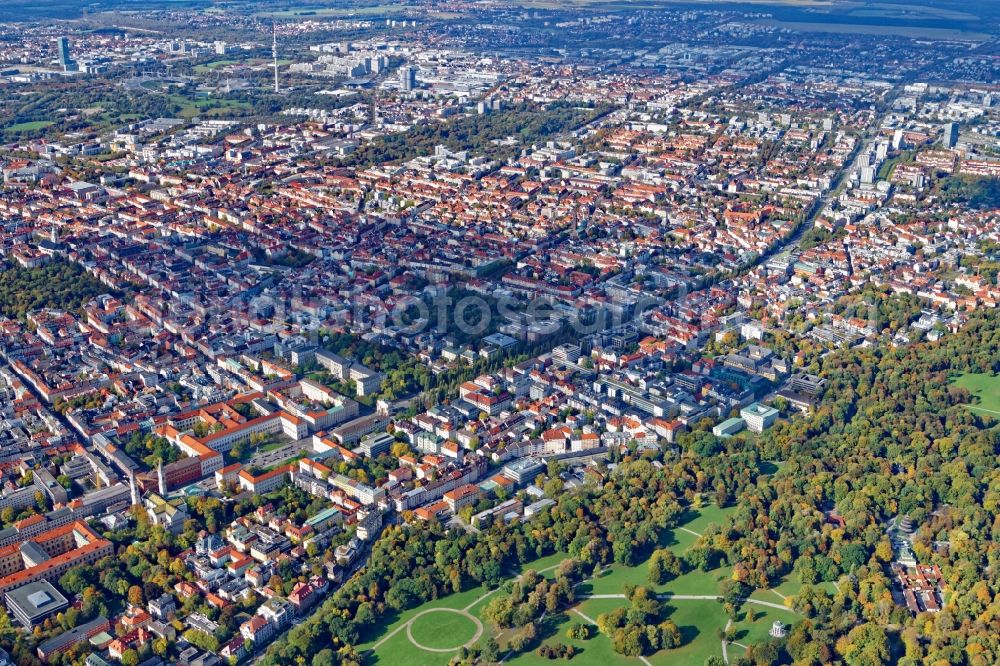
0 2 998 666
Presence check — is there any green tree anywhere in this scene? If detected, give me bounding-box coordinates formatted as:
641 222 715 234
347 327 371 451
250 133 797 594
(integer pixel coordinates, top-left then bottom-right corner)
842 623 890 666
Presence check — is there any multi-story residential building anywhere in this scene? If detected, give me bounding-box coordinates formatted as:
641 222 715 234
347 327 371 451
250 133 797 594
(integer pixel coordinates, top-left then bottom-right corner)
0 522 113 597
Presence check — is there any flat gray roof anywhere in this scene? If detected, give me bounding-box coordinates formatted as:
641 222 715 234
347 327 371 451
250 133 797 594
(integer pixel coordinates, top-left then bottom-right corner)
5 580 68 619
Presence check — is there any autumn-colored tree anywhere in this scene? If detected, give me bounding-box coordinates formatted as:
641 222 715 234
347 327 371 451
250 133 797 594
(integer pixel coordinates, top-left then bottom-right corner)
127 585 144 607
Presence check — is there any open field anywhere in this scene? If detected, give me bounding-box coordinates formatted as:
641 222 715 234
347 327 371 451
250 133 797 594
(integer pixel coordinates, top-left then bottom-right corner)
753 19 990 42
4 120 55 133
582 560 732 598
569 597 731 665
678 503 737 535
844 2 979 22
193 59 240 73
505 610 641 665
951 372 1000 417
648 600 731 665
358 584 495 652
516 0 837 8
358 552 569 651
750 572 838 606
409 609 482 650
257 4 409 18
512 0 994 22
166 94 251 118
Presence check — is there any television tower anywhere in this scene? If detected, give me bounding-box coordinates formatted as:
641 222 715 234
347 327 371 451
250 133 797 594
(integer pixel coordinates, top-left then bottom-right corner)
272 23 280 94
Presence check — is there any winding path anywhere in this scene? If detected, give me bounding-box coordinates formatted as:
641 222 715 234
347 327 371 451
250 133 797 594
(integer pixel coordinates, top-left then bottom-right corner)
722 618 733 665
369 617 408 651
583 591 794 612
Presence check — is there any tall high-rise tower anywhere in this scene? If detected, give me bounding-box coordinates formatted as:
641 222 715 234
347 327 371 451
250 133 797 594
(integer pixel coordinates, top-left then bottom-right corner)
55 37 76 72
400 65 416 92
272 24 280 94
943 122 959 149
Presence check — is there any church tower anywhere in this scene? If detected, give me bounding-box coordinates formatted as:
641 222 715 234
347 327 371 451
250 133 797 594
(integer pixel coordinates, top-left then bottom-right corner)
157 459 167 495
129 471 140 507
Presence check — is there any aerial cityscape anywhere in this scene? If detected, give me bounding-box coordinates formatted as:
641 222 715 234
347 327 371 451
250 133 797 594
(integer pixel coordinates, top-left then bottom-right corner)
0 1 997 665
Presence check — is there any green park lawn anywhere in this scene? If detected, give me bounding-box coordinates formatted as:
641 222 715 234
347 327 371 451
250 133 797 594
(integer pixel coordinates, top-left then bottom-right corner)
730 604 800 649
366 632 465 666
409 610 481 649
661 524 699 552
750 572 838 605
581 560 731 597
167 93 250 119
361 552 571 657
648 600 730 665
4 120 55 133
358 584 492 651
506 611 642 665
572 598 730 665
951 372 1000 417
363 503 793 665
193 59 239 73
259 439 292 453
678 502 738 535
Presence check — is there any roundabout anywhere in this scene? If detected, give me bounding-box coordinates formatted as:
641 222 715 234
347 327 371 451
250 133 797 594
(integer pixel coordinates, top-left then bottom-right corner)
405 607 484 652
